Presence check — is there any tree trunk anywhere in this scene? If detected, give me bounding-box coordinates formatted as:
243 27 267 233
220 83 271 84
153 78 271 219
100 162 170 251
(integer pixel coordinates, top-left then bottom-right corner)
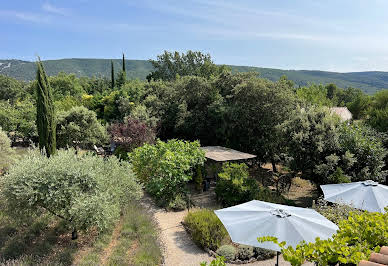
271 160 278 173
72 228 78 240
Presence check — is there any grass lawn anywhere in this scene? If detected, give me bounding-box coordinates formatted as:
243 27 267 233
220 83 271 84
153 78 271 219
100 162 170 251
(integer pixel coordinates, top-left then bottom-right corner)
0 202 161 266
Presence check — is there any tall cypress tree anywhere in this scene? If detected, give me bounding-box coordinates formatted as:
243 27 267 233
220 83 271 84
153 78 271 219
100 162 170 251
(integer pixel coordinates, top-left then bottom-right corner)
111 60 115 90
36 58 56 157
116 53 126 88
122 53 126 73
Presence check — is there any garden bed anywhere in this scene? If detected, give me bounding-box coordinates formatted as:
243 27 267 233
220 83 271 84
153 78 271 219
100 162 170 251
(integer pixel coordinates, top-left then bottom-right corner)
182 209 276 264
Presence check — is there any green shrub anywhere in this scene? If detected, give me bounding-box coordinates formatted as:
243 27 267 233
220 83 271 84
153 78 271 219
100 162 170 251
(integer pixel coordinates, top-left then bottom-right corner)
56 106 107 149
236 244 254 260
113 145 129 161
328 167 351 184
256 187 295 206
200 256 226 266
215 163 258 207
184 209 227 251
1 149 142 235
130 139 205 207
167 194 187 211
194 165 204 191
0 128 15 171
314 197 362 225
253 247 276 260
216 245 236 261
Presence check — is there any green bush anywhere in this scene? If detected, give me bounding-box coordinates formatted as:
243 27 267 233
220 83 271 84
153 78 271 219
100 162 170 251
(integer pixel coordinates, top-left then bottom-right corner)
56 106 107 149
236 244 254 260
215 163 258 207
256 187 295 206
259 207 388 266
253 247 276 260
113 145 129 161
130 139 205 207
328 167 351 184
167 194 187 211
184 209 228 251
338 123 387 182
314 198 362 225
1 149 142 235
216 245 236 261
0 128 15 171
194 165 204 191
200 256 226 266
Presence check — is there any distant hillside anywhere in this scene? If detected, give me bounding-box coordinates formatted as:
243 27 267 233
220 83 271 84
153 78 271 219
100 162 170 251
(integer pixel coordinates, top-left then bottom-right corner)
1 58 388 94
0 59 153 81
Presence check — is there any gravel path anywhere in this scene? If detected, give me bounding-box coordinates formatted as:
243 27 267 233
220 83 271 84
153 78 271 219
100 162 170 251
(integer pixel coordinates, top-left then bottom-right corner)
142 196 312 266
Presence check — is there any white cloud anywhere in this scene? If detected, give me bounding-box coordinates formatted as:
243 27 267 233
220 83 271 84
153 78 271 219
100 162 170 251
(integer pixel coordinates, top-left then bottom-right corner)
42 3 69 16
0 10 50 23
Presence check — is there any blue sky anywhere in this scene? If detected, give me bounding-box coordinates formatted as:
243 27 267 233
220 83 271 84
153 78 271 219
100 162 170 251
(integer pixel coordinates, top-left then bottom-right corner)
1 0 388 72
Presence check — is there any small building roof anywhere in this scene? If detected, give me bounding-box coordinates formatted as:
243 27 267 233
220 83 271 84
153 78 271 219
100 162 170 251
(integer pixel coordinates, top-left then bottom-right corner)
330 107 352 121
201 146 256 162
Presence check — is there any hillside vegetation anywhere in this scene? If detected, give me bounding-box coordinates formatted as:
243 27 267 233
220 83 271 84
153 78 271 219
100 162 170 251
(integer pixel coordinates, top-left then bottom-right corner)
1 58 388 94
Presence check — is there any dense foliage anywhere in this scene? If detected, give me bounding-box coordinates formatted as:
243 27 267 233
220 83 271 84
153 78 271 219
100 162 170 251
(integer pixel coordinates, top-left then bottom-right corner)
130 139 205 207
200 256 227 266
0 75 29 103
224 74 297 166
183 209 228 251
0 128 14 171
3 59 388 94
0 100 36 139
0 149 142 236
367 90 388 132
0 51 387 186
215 163 258 207
313 198 362 225
109 117 156 158
216 245 236 261
36 59 56 157
147 50 227 81
56 106 107 149
258 208 388 266
338 123 387 182
281 106 387 184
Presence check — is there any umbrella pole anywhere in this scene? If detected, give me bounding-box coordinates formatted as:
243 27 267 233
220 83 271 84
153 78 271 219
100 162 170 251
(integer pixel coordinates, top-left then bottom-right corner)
276 251 280 266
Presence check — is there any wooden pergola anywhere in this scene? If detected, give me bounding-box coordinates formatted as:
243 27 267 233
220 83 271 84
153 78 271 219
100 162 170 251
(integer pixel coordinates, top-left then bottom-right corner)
201 146 256 162
200 146 256 186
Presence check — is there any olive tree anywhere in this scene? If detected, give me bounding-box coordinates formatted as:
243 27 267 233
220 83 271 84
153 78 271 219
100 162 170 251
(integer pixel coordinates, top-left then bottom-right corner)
1 149 142 239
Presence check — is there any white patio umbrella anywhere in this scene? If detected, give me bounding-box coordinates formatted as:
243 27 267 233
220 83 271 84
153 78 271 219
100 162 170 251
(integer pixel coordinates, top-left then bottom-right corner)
215 200 338 265
321 180 388 213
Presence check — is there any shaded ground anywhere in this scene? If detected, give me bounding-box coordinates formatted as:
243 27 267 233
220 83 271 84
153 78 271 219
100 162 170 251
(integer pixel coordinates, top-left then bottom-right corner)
258 163 318 207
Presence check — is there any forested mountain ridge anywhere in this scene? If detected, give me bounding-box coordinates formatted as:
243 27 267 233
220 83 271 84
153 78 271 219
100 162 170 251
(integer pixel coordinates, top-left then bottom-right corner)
1 58 388 94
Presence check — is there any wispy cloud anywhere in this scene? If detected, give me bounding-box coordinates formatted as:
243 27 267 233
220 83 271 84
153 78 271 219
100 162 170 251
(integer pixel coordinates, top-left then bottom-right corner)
42 3 69 16
133 0 348 43
0 10 50 23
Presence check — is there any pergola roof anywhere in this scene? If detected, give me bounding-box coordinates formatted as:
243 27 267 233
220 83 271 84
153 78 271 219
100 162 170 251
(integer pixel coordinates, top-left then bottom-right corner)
201 146 256 162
